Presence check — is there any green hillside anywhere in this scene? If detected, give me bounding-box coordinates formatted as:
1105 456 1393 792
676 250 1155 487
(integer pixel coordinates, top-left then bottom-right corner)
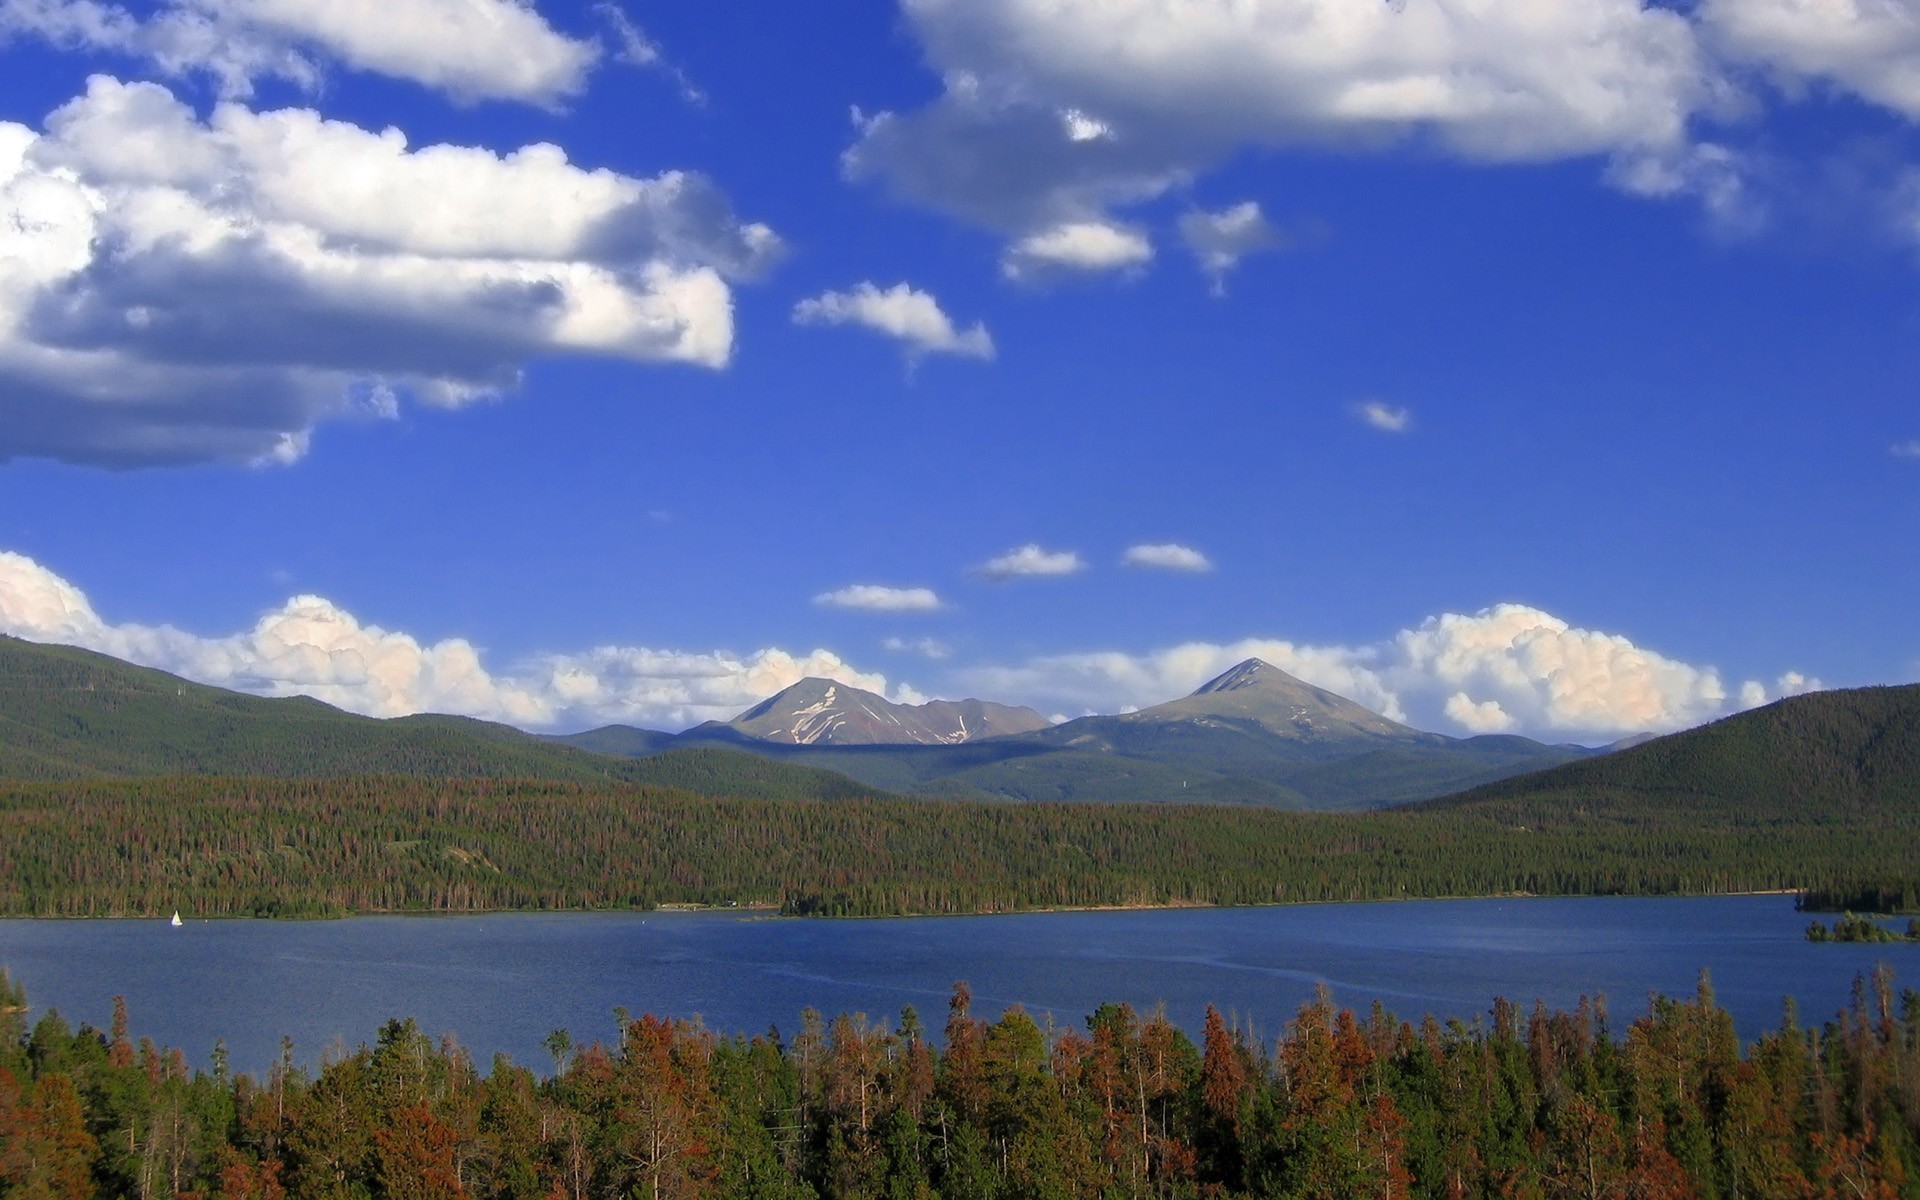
1422 683 1920 821
1417 683 1920 908
0 636 883 801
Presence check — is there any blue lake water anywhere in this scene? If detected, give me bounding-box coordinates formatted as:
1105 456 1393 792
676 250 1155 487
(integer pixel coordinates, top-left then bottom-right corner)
3 895 1914 1076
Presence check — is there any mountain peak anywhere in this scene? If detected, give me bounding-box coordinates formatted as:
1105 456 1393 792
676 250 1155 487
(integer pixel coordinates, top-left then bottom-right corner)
729 678 1049 747
1115 656 1425 746
1192 658 1292 695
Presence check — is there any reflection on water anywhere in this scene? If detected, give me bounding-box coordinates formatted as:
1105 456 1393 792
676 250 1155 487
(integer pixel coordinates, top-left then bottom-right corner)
2 895 1912 1075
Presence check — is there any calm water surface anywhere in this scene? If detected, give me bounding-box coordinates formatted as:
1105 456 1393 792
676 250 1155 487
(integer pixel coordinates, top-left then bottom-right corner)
3 895 1913 1075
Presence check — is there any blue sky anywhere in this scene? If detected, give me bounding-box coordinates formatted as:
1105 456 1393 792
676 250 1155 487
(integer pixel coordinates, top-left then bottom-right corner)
0 0 1914 741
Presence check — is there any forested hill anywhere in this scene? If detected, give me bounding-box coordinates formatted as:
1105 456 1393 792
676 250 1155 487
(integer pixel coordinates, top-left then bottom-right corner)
1419 682 1920 822
0 636 880 800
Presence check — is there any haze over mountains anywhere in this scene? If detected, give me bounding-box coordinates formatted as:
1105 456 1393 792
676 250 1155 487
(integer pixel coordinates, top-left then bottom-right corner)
558 657 1608 809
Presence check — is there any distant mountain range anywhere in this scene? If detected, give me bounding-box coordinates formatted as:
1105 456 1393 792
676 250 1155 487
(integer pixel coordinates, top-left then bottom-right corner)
2 630 1916 830
0 635 876 802
556 657 1623 809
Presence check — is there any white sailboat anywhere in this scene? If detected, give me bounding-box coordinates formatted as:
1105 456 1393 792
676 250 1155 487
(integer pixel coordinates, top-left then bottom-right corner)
170 911 182 927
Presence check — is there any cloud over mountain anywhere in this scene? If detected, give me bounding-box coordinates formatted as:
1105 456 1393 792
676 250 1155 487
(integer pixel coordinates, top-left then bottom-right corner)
961 603 1802 741
0 550 1826 743
0 550 900 730
0 76 777 467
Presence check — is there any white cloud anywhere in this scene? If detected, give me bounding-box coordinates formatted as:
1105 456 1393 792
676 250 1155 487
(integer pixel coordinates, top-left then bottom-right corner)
1001 220 1152 279
849 0 1732 256
1390 605 1730 737
0 548 1824 744
0 550 905 731
1356 400 1412 433
1444 692 1516 734
1699 0 1920 120
1061 108 1113 142
1893 440 1920 459
0 0 598 105
885 636 952 660
1773 670 1824 697
814 584 945 613
0 76 776 467
1121 543 1213 572
792 281 993 361
962 603 1748 742
1736 669 1825 710
1179 201 1282 293
976 544 1087 580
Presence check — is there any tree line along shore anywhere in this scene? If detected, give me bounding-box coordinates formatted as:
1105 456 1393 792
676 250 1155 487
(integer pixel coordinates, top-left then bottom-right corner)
1 775 1915 920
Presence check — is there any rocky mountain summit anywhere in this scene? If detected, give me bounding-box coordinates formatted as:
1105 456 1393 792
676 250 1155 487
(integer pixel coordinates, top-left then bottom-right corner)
725 678 1050 746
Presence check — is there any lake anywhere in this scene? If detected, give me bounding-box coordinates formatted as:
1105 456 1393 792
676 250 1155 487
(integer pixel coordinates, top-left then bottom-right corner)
3 895 1913 1075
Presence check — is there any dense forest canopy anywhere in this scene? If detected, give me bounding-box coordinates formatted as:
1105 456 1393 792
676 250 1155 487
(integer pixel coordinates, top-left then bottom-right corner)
2 966 1917 1200
1 773 1915 919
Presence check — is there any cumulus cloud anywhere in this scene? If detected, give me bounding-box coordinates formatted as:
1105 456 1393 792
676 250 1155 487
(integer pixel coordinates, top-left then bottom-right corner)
1444 693 1516 734
1390 605 1730 737
1894 440 1920 459
0 550 904 731
975 544 1087 580
1001 220 1153 279
848 0 1734 259
0 76 777 467
814 584 945 613
1121 543 1213 572
1699 0 1920 120
792 281 993 361
1356 400 1412 433
1736 670 1825 710
1179 202 1282 293
962 603 1752 742
0 0 598 105
0 548 1827 743
1773 670 1824 697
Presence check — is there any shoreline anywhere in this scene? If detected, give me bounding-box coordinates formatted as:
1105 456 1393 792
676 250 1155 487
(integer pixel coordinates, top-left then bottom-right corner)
0 887 1820 924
